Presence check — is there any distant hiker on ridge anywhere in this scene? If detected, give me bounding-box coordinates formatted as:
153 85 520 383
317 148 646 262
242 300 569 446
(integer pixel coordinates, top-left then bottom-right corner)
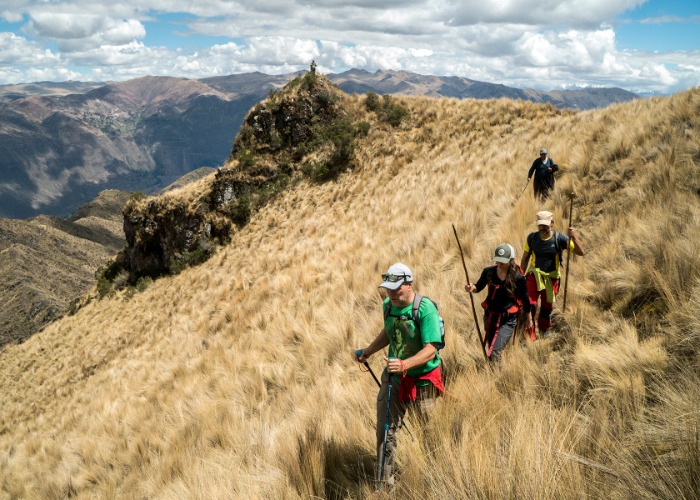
520 211 585 338
528 148 559 200
465 244 533 365
354 263 444 489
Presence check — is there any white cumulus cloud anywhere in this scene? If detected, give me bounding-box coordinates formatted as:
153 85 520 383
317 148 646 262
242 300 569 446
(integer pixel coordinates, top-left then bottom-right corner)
0 0 697 93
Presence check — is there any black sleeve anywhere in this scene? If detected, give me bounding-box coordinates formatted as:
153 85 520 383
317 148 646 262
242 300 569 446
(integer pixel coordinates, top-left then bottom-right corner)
474 267 490 293
528 159 538 178
551 160 559 173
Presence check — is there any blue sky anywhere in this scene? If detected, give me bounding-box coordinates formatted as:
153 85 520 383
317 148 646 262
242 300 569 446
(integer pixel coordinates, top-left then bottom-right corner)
0 0 698 94
614 0 700 51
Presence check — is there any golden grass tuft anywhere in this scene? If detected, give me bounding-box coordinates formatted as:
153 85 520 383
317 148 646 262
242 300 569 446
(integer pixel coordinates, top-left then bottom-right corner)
1 87 699 498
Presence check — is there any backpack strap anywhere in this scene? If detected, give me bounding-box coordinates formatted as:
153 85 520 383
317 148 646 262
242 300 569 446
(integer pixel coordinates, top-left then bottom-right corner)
384 294 423 323
526 232 536 259
385 293 429 337
481 265 519 309
412 293 424 334
530 231 563 265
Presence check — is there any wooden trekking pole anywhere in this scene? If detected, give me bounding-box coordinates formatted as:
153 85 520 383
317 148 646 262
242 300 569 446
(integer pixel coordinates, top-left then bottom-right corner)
513 178 530 206
519 178 530 198
562 195 575 312
451 224 488 360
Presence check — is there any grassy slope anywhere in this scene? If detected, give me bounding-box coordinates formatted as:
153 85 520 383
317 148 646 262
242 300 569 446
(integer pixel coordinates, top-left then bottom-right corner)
1 89 699 499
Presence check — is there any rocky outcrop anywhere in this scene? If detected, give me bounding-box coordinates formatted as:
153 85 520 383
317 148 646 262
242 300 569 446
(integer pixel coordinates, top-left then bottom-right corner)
2 70 637 219
233 75 342 157
122 71 357 278
123 196 231 276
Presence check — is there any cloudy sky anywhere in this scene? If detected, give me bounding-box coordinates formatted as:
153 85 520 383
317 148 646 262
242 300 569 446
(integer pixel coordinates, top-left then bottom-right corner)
0 0 698 94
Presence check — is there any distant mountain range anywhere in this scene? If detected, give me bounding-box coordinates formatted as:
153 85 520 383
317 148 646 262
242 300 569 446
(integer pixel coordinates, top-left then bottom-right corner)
329 69 638 109
0 74 292 219
0 69 638 219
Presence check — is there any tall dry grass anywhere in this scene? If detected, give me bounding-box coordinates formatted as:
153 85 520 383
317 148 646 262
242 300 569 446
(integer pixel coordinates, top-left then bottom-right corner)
1 88 699 499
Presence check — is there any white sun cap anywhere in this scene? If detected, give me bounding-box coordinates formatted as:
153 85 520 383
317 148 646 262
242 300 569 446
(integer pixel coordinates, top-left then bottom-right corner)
379 262 413 290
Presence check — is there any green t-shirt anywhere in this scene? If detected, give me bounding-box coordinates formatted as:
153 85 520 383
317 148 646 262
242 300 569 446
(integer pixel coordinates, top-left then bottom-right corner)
383 296 441 378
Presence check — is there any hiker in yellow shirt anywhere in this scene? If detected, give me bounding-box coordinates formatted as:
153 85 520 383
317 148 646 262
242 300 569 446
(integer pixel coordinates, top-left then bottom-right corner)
520 211 585 337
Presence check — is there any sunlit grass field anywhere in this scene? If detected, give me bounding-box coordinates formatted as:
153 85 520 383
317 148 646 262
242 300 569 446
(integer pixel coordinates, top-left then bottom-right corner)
1 87 699 499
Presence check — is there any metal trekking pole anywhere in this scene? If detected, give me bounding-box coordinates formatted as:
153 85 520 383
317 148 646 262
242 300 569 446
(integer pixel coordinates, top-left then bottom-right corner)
356 350 414 441
563 195 574 312
362 359 382 387
451 224 488 360
378 360 396 490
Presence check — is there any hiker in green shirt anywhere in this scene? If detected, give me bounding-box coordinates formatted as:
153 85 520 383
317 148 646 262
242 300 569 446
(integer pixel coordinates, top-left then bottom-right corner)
354 262 444 489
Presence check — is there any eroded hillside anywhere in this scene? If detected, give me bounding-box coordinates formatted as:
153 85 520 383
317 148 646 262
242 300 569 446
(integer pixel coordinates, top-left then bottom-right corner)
0 190 130 347
0 85 698 498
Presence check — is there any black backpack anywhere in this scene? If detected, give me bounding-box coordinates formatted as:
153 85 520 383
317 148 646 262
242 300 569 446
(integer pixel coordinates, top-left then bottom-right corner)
383 293 445 350
527 231 566 266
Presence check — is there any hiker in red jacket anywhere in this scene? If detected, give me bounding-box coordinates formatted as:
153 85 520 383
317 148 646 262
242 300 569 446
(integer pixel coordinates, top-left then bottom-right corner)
465 244 532 364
